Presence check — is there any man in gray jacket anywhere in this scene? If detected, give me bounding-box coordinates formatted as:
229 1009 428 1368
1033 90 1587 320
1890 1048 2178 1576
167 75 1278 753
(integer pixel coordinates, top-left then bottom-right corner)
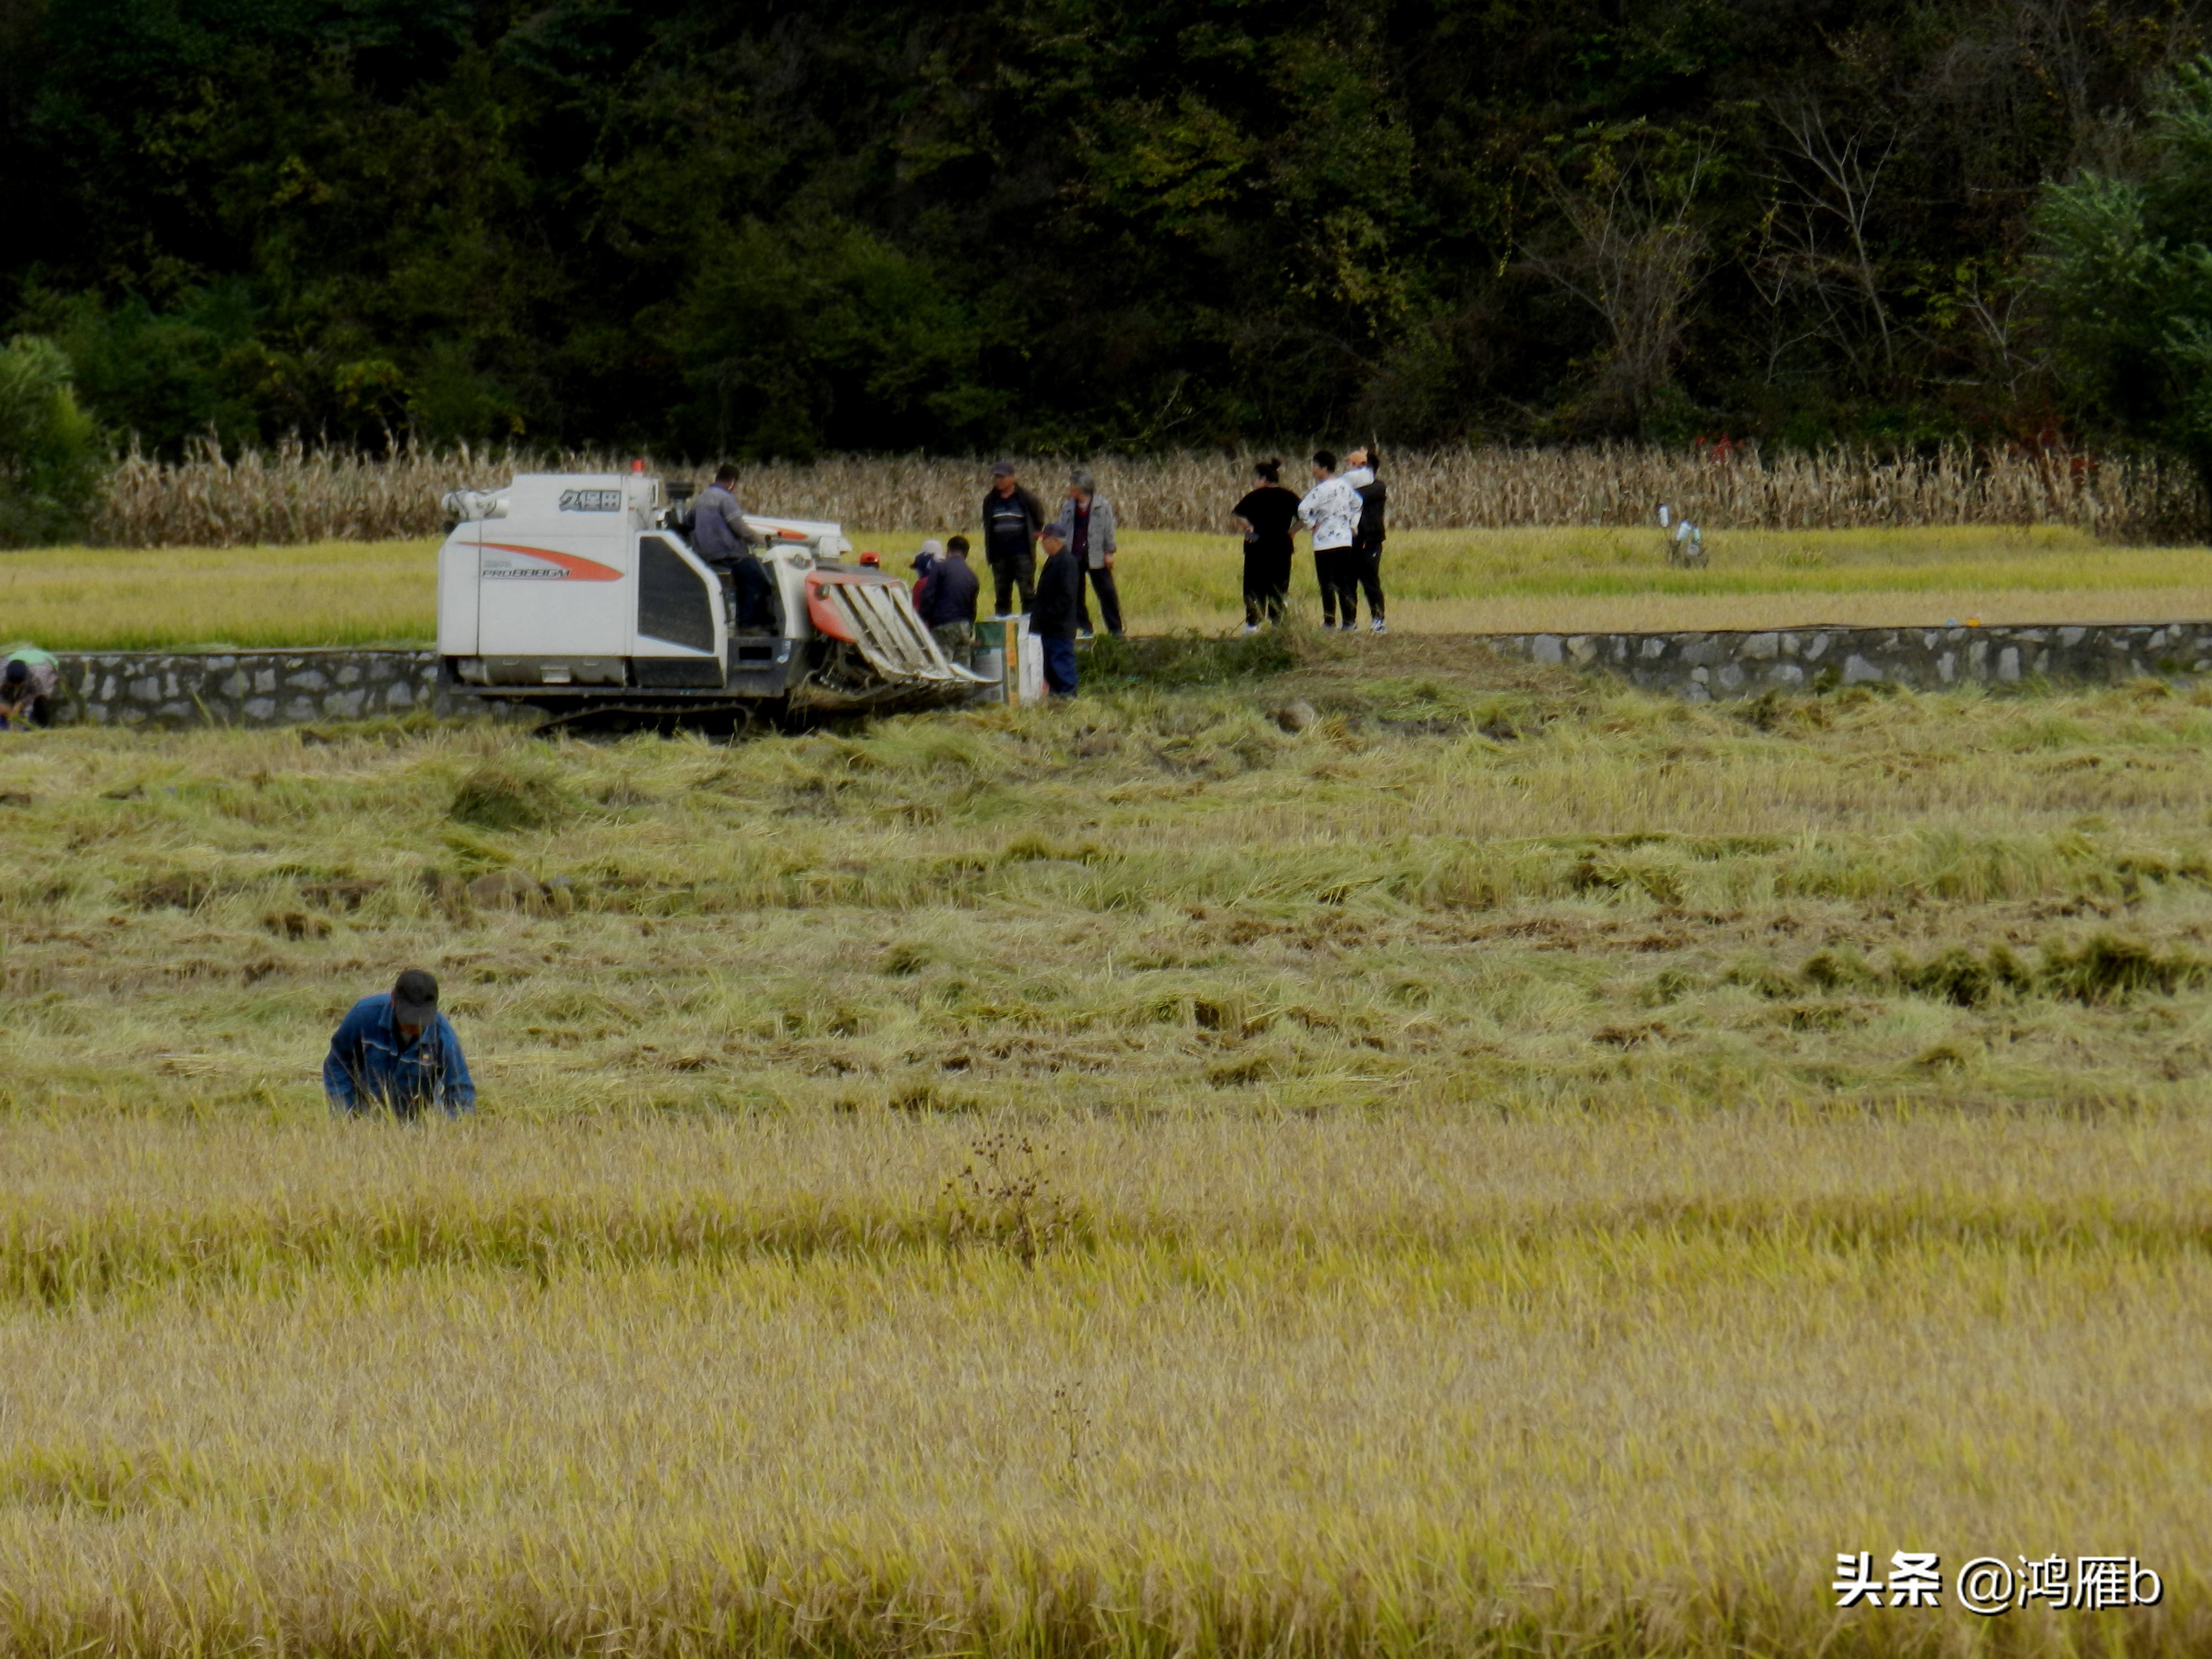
693 464 775 632
1044 468 1121 639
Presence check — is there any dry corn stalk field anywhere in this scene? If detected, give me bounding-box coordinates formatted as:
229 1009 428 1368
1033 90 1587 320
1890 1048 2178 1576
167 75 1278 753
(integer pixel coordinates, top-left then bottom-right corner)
11 525 2212 650
1 639 2210 1655
91 437 2209 547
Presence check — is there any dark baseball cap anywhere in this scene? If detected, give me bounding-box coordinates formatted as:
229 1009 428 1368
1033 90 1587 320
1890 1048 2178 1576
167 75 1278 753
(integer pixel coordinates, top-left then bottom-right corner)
392 968 439 1026
990 459 1017 477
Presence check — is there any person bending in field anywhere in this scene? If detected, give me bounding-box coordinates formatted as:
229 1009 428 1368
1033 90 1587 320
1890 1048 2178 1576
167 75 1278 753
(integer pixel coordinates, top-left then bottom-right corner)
325 968 476 1119
1 648 61 729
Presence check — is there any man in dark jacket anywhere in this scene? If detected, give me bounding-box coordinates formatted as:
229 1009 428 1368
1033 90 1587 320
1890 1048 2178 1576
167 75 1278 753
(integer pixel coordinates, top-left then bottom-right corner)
980 460 1046 618
915 535 981 662
324 969 476 1119
1030 526 1084 697
1342 446 1389 635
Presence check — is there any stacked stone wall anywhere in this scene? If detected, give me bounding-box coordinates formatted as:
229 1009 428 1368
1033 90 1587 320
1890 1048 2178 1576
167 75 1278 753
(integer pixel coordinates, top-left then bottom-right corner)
38 623 2212 726
1500 622 2212 700
55 651 454 726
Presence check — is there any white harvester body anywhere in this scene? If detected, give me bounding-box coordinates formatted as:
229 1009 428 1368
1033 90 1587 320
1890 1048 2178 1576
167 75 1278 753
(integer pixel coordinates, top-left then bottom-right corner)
434 471 985 715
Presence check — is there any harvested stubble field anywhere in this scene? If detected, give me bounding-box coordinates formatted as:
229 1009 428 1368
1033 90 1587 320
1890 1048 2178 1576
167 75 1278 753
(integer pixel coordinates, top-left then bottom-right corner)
9 524 2212 649
1 638 2210 1655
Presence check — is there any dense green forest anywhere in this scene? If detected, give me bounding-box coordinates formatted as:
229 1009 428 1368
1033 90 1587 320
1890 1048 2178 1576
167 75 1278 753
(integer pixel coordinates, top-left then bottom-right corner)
1 0 2206 461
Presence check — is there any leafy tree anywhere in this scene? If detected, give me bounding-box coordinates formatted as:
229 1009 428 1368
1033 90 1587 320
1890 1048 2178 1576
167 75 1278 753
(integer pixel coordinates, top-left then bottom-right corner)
0 336 103 546
4 0 2206 458
2036 56 2212 498
1525 121 1724 436
667 219 994 458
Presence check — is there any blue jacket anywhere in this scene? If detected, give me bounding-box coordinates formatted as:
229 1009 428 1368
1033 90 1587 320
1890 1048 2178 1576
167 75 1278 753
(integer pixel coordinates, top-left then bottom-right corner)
324 993 476 1117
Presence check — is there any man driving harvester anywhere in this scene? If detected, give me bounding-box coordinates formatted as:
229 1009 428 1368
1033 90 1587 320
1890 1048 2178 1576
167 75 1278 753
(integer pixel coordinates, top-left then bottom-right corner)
693 465 776 632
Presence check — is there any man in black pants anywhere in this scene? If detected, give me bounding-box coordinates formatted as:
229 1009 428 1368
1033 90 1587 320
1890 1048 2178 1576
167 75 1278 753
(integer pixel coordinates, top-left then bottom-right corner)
1342 445 1388 634
1031 526 1084 696
1045 467 1122 638
979 460 1045 617
693 463 776 631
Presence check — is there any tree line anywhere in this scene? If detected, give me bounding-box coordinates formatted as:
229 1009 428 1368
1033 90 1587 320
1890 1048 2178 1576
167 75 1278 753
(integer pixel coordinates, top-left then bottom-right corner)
2 0 2211 508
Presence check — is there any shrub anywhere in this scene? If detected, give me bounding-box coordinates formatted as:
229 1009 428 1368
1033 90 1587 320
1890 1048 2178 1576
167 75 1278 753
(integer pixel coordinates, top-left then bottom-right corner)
0 336 103 546
2036 55 2212 509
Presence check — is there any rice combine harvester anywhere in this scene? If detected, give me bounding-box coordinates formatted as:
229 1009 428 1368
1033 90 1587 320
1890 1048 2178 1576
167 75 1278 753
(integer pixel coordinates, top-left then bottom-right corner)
435 466 989 719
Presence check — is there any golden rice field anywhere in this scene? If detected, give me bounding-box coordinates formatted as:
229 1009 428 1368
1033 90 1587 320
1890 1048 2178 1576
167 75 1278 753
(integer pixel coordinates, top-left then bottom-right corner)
7 524 2212 649
1 641 2210 1653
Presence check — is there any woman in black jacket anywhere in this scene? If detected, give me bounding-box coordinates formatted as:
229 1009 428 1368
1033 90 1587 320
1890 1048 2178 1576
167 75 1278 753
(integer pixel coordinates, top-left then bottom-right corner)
1230 458 1300 630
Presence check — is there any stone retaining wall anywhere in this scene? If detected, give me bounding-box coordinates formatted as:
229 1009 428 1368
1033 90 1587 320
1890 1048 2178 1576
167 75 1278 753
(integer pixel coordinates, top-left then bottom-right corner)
41 623 2212 726
54 650 454 726
1490 621 2212 700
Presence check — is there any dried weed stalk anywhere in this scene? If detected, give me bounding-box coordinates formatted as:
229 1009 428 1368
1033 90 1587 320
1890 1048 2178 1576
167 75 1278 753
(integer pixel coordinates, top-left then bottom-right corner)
944 1133 1075 1269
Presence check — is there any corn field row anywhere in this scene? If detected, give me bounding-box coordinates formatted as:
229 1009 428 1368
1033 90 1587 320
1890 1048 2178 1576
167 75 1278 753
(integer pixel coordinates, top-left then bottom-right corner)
91 436 2209 547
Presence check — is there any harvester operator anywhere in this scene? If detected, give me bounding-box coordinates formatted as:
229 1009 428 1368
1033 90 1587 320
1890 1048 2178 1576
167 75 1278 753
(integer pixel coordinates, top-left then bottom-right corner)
694 465 776 633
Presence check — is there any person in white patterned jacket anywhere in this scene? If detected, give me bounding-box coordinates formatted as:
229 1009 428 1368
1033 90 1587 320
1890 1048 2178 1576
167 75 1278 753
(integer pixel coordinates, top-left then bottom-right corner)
1296 451 1363 630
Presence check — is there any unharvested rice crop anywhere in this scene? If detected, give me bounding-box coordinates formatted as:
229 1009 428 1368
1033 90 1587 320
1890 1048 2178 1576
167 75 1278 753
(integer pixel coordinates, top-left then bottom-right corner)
90 437 2209 547
0 644 2209 1653
11 525 2212 650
